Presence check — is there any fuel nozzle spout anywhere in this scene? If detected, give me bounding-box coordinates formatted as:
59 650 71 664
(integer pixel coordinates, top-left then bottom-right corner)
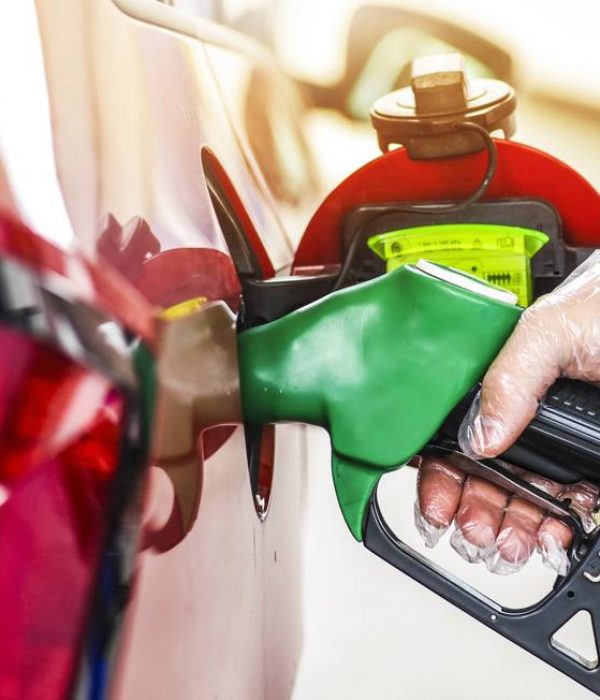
370 52 516 158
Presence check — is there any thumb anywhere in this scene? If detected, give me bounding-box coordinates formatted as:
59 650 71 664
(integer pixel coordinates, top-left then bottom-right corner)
458 311 562 457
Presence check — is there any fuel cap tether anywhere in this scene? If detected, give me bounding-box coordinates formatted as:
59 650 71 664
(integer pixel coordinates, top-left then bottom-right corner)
370 53 516 158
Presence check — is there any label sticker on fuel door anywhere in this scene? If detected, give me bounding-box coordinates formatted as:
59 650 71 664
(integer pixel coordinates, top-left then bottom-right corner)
368 223 549 307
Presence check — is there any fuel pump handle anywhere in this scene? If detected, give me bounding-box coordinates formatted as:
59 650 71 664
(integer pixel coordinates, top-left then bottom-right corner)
238 261 522 539
442 378 600 485
237 260 600 693
238 261 600 537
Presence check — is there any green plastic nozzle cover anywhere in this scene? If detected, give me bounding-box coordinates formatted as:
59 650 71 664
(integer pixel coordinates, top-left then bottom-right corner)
237 264 522 540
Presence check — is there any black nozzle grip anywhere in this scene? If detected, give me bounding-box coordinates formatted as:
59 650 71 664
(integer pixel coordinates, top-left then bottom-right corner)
441 378 600 485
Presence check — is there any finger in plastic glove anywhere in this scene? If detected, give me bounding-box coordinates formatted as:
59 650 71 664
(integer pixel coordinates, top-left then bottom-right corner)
413 502 447 548
451 476 509 562
484 550 529 575
458 391 507 459
538 517 572 576
449 526 489 563
459 369 548 460
458 308 562 458
509 470 571 575
417 457 465 528
414 456 465 548
519 469 564 497
559 481 599 533
504 472 587 575
487 496 544 574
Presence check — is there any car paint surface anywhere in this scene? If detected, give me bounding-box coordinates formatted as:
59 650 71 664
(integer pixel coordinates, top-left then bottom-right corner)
0 1 322 697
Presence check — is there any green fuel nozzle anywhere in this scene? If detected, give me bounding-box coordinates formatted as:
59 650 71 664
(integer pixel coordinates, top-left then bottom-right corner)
237 261 522 540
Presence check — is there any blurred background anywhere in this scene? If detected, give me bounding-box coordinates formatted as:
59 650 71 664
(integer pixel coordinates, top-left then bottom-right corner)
171 0 600 194
165 1 600 698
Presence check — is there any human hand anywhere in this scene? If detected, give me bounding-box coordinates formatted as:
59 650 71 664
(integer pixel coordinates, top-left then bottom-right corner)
460 252 600 458
413 453 598 575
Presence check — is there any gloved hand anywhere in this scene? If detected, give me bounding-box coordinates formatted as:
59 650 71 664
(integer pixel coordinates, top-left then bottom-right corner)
460 250 600 457
413 453 598 575
414 252 600 574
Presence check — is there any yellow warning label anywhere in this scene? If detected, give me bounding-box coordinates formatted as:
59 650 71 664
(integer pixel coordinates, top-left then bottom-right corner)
368 224 549 307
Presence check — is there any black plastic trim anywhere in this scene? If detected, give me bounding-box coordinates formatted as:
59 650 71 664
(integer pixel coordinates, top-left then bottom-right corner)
341 198 593 297
364 495 600 694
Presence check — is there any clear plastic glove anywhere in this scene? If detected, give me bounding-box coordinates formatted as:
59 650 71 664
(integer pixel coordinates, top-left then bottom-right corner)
459 251 600 458
414 254 600 575
414 454 598 576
